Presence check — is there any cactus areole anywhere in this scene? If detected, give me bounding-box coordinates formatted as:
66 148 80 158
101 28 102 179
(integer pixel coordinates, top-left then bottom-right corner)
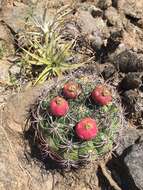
76 117 98 140
50 96 69 117
91 85 112 105
63 81 81 99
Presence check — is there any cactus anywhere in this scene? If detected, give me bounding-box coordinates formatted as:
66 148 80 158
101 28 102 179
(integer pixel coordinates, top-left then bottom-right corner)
30 75 123 169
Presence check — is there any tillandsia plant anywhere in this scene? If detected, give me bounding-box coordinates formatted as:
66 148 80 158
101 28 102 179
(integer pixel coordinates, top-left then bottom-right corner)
29 75 124 169
18 6 83 85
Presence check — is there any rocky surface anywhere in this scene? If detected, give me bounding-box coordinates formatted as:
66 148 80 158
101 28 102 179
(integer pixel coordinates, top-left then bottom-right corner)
0 2 30 33
124 141 143 190
113 50 143 73
0 0 143 190
0 22 15 57
119 72 142 91
122 90 143 127
0 60 11 83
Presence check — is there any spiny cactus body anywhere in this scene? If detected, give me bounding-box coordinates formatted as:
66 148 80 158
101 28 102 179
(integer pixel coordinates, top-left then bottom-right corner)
30 76 123 169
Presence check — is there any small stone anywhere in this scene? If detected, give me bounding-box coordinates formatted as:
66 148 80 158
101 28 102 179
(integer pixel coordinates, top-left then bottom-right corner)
102 64 116 79
9 65 21 76
76 10 109 37
116 127 140 156
0 22 15 57
120 73 142 91
0 60 10 83
113 50 143 73
97 0 112 9
90 6 103 17
105 7 125 28
117 0 143 19
122 90 143 126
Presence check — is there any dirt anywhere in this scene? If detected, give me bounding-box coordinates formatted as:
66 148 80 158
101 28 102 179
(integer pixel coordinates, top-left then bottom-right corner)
0 0 143 190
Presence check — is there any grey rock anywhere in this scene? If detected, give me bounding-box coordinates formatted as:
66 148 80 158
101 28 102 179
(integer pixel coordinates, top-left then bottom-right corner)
77 10 108 36
0 22 15 57
117 0 143 19
90 34 103 51
76 10 109 50
0 0 2 9
102 64 116 79
113 50 143 73
1 2 30 33
107 30 123 52
120 72 142 90
9 64 21 76
89 6 103 18
124 141 143 190
116 127 140 156
105 7 126 28
0 60 10 83
97 0 112 9
123 90 141 111
122 90 143 127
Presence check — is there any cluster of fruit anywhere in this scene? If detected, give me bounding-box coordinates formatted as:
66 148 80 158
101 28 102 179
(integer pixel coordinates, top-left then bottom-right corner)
49 81 112 141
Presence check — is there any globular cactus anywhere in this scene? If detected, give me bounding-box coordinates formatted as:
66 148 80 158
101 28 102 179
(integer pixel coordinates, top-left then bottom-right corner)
30 75 124 169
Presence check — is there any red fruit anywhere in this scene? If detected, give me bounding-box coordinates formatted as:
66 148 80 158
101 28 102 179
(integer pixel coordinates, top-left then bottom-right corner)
63 81 81 99
50 96 69 117
91 85 112 106
75 117 98 140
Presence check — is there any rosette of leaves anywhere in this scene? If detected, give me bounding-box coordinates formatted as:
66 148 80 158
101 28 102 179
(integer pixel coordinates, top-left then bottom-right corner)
18 6 83 86
30 77 123 169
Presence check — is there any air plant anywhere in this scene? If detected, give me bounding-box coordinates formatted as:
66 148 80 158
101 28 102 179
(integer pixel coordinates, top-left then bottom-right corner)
19 6 83 85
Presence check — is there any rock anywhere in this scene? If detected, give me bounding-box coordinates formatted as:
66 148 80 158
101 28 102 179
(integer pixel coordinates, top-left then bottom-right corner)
107 30 123 52
0 2 30 33
102 64 116 79
9 64 21 76
121 30 140 51
119 72 142 91
117 0 143 19
0 22 15 57
0 60 10 83
122 90 143 126
113 50 143 73
105 7 126 28
137 18 143 29
76 10 109 51
4 82 52 132
0 0 2 9
76 10 108 36
124 141 143 190
122 90 140 111
116 127 141 156
97 0 112 9
89 6 103 18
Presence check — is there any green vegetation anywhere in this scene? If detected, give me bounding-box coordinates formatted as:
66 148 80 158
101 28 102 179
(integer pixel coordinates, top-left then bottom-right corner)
19 6 83 85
